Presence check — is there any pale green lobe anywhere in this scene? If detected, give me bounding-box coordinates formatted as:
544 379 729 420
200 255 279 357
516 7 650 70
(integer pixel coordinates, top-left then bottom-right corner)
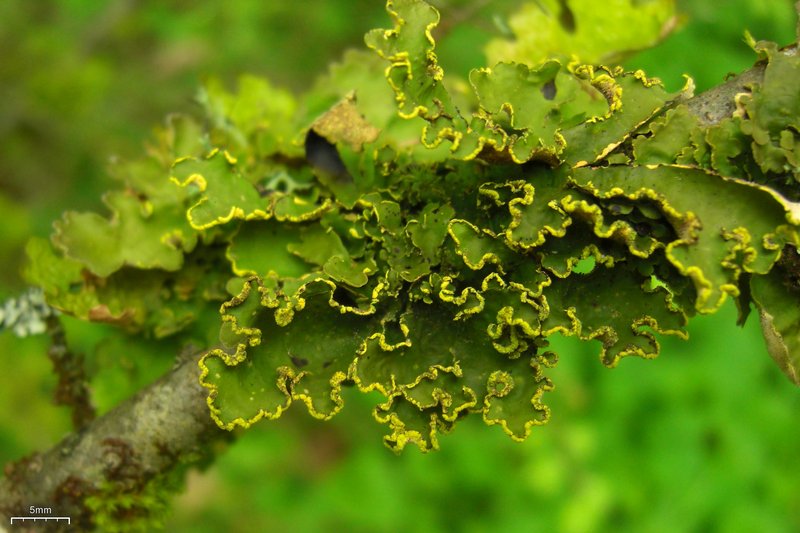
751 268 800 385
323 255 375 287
385 232 432 282
24 237 97 314
272 189 332 223
372 199 403 234
448 219 514 271
485 0 676 66
226 220 311 279
468 61 607 163
570 165 799 312
26 109 230 338
111 150 188 210
632 105 700 165
406 203 454 262
200 279 377 428
171 149 268 230
704 118 748 178
542 262 687 366
470 61 564 159
365 0 456 122
198 74 298 158
287 226 348 267
739 42 800 177
480 172 572 250
26 237 221 336
354 294 553 450
53 190 194 278
562 71 671 166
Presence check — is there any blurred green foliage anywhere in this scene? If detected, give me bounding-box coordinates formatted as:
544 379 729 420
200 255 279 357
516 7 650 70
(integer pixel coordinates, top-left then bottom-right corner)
1 0 798 531
633 0 796 91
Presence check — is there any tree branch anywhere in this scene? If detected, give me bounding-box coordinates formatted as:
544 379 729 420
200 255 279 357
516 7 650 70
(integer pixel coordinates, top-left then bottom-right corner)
0 352 226 531
685 44 797 127
685 62 765 126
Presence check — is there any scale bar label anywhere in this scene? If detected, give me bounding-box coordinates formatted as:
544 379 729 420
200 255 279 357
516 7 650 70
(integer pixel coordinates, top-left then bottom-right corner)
10 516 71 524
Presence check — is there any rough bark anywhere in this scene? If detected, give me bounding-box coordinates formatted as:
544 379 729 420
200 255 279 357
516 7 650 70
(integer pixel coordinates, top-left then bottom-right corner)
0 43 796 531
0 352 225 531
686 44 797 126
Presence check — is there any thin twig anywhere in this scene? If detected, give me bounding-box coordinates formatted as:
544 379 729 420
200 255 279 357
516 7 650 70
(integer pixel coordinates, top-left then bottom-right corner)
46 316 96 430
796 0 800 41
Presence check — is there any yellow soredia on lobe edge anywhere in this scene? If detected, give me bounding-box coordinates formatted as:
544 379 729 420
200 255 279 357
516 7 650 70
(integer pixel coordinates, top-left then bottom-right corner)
27 0 800 453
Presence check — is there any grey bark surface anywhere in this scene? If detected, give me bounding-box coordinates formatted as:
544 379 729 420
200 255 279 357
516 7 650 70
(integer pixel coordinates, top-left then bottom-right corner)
0 353 224 531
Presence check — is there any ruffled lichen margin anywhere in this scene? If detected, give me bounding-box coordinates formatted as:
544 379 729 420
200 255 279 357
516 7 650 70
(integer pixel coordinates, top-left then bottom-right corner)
26 0 800 454
189 0 800 451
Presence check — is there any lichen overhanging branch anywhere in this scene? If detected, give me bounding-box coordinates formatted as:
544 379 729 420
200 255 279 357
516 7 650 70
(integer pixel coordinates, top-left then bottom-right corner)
12 0 800 477
194 0 800 453
4 0 800 526
21 0 800 457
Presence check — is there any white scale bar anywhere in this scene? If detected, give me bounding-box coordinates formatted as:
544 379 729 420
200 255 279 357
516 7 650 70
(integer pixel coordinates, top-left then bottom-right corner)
10 516 71 524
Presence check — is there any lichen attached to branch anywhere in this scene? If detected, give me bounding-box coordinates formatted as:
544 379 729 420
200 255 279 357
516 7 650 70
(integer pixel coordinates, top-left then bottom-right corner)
24 0 800 454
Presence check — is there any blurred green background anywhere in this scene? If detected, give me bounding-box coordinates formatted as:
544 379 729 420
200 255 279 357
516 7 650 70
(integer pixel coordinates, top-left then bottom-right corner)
1 0 798 531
